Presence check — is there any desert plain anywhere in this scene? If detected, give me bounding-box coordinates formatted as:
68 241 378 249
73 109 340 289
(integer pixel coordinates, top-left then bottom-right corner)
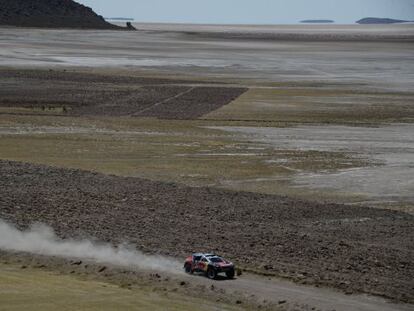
0 24 413 310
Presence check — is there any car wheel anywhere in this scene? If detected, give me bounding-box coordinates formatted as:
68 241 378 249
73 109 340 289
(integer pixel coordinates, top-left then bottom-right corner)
207 267 217 279
226 269 235 279
184 263 193 274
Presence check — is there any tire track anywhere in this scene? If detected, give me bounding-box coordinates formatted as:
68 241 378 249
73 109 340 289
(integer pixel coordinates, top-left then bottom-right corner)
132 87 195 116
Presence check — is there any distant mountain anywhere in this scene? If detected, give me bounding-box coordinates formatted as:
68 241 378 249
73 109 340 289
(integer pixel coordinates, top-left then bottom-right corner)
106 17 135 21
301 20 334 24
0 0 129 30
356 18 409 24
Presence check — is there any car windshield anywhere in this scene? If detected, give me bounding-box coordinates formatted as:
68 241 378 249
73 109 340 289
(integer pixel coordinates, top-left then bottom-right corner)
209 257 224 263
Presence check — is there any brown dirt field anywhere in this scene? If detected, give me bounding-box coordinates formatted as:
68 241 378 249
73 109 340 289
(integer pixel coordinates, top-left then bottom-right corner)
135 87 248 119
0 160 413 303
0 69 247 119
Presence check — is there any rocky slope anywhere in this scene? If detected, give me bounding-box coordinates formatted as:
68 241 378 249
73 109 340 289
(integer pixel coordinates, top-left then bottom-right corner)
1 160 413 302
0 0 124 29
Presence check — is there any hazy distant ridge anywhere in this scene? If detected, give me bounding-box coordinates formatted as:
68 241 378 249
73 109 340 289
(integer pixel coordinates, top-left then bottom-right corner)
356 17 410 24
301 20 334 23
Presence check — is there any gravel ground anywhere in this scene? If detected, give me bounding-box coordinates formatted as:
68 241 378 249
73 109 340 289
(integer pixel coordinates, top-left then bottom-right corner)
0 160 413 302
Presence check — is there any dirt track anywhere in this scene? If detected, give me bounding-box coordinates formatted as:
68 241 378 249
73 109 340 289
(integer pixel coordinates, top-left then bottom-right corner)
0 69 246 119
0 160 413 303
1 252 411 311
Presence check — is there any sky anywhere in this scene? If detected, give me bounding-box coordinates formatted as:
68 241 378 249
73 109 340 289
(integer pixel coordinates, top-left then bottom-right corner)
77 0 414 24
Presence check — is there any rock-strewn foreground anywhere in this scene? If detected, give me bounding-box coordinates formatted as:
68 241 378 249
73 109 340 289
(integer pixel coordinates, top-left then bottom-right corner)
0 0 122 29
0 160 413 303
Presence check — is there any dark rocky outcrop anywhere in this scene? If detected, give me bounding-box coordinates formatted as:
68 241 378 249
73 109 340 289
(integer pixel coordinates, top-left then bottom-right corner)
357 17 409 24
0 0 127 30
126 22 137 30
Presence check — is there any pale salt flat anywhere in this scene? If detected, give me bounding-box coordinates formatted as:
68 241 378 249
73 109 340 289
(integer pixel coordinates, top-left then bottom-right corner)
1 25 413 91
209 124 414 204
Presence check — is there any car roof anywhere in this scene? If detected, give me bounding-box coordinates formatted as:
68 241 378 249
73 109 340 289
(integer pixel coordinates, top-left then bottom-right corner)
192 253 218 257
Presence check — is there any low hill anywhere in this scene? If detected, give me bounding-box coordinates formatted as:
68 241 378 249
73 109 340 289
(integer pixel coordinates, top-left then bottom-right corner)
357 17 409 24
301 20 334 24
0 0 126 30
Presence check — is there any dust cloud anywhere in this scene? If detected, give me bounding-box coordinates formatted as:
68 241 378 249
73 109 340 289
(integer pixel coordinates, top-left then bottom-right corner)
0 219 182 273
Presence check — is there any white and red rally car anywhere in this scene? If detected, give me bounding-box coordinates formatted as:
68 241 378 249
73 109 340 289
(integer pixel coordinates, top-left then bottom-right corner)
184 253 235 279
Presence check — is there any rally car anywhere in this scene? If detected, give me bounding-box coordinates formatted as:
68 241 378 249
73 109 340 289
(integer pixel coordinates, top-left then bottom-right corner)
184 253 235 279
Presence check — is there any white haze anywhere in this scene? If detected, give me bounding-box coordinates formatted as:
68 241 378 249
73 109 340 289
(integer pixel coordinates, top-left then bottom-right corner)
0 219 182 273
